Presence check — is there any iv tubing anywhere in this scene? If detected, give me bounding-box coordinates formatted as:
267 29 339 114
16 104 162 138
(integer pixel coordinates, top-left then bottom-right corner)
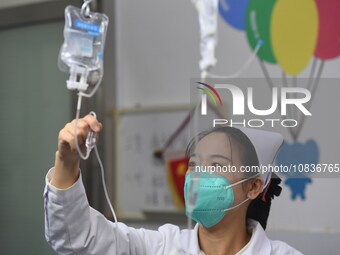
73 93 119 253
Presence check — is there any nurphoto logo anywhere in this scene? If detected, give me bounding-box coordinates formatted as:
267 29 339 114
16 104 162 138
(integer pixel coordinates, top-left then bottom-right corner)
196 82 312 128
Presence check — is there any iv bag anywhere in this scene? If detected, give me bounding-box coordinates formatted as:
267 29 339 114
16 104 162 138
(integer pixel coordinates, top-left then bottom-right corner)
58 5 109 73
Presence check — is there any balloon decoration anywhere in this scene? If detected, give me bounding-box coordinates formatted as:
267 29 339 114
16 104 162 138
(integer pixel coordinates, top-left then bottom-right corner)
220 0 340 75
245 0 277 64
271 0 319 75
314 0 340 60
217 0 338 201
218 0 249 31
220 0 327 139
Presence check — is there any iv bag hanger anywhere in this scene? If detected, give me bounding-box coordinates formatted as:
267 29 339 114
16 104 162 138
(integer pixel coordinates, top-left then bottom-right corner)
81 0 94 19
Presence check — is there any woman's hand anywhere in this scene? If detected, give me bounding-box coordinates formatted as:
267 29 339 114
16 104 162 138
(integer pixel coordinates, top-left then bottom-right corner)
51 114 103 189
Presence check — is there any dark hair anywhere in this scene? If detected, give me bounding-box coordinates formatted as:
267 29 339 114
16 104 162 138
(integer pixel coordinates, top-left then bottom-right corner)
185 126 282 230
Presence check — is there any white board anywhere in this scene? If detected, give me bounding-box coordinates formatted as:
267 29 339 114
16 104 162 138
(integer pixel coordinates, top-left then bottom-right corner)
115 106 191 218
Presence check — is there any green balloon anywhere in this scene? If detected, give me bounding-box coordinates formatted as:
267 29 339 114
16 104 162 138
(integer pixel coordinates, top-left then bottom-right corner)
245 0 277 64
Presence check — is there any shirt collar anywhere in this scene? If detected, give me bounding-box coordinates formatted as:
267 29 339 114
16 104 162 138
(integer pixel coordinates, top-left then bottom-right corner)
238 220 272 255
179 220 272 255
180 224 201 254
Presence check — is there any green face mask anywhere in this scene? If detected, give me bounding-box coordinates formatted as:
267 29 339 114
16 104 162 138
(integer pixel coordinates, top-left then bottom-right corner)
184 171 254 228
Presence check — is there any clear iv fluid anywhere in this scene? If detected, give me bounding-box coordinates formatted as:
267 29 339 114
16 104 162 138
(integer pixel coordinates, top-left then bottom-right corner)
59 6 108 73
60 29 101 70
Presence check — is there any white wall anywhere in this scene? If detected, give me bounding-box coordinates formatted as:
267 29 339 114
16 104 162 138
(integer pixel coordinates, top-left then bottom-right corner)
115 0 200 108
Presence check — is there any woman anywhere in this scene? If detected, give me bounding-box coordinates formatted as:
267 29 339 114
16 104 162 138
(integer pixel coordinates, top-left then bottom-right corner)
44 114 302 254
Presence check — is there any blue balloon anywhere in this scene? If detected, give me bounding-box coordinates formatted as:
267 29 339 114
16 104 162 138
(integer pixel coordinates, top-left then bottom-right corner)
218 0 250 31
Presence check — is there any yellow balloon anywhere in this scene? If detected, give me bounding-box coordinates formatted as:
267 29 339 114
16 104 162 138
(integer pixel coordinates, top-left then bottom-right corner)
271 0 319 75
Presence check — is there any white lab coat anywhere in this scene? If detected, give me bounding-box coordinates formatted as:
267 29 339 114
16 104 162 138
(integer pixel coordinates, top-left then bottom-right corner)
44 168 303 255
